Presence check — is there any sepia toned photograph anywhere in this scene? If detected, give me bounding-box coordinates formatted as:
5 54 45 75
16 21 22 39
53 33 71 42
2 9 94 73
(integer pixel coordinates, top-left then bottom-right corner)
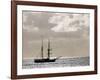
22 11 90 69
11 1 97 79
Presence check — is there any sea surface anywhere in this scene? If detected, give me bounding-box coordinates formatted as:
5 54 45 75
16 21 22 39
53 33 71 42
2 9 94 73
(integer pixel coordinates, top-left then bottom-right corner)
22 57 89 69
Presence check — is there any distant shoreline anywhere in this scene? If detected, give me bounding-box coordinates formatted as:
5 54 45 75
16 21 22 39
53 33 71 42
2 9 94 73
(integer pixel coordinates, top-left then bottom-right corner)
23 56 89 60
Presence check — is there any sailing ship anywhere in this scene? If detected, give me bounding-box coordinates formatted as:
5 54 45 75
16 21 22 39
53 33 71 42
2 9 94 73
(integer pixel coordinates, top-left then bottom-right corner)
34 39 59 63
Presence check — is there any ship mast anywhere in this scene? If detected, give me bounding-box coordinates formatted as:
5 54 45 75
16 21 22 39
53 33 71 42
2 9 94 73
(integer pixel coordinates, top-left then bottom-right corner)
47 39 51 59
41 38 44 59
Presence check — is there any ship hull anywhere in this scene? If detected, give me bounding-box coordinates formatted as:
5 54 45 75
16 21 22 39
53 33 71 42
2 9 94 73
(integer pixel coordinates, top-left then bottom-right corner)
34 58 56 63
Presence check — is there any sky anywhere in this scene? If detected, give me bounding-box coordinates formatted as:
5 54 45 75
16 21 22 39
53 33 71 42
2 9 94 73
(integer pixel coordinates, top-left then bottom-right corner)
22 11 90 59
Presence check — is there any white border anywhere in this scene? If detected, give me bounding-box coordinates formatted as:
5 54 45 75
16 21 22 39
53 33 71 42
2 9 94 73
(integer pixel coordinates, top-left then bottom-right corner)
17 5 95 75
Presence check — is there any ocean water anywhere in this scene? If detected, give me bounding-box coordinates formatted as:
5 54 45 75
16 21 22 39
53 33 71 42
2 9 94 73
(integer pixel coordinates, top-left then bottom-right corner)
22 57 89 69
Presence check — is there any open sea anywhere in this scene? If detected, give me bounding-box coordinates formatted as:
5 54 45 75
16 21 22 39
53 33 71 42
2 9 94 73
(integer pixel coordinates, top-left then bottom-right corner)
22 57 89 69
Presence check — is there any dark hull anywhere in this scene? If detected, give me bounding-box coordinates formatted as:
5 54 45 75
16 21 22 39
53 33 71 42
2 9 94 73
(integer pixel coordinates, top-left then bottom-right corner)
34 58 56 63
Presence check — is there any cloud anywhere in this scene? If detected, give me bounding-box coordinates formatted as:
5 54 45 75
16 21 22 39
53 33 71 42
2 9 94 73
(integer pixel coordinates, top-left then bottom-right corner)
23 25 39 32
49 13 89 33
22 11 54 33
22 11 89 39
23 11 41 32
